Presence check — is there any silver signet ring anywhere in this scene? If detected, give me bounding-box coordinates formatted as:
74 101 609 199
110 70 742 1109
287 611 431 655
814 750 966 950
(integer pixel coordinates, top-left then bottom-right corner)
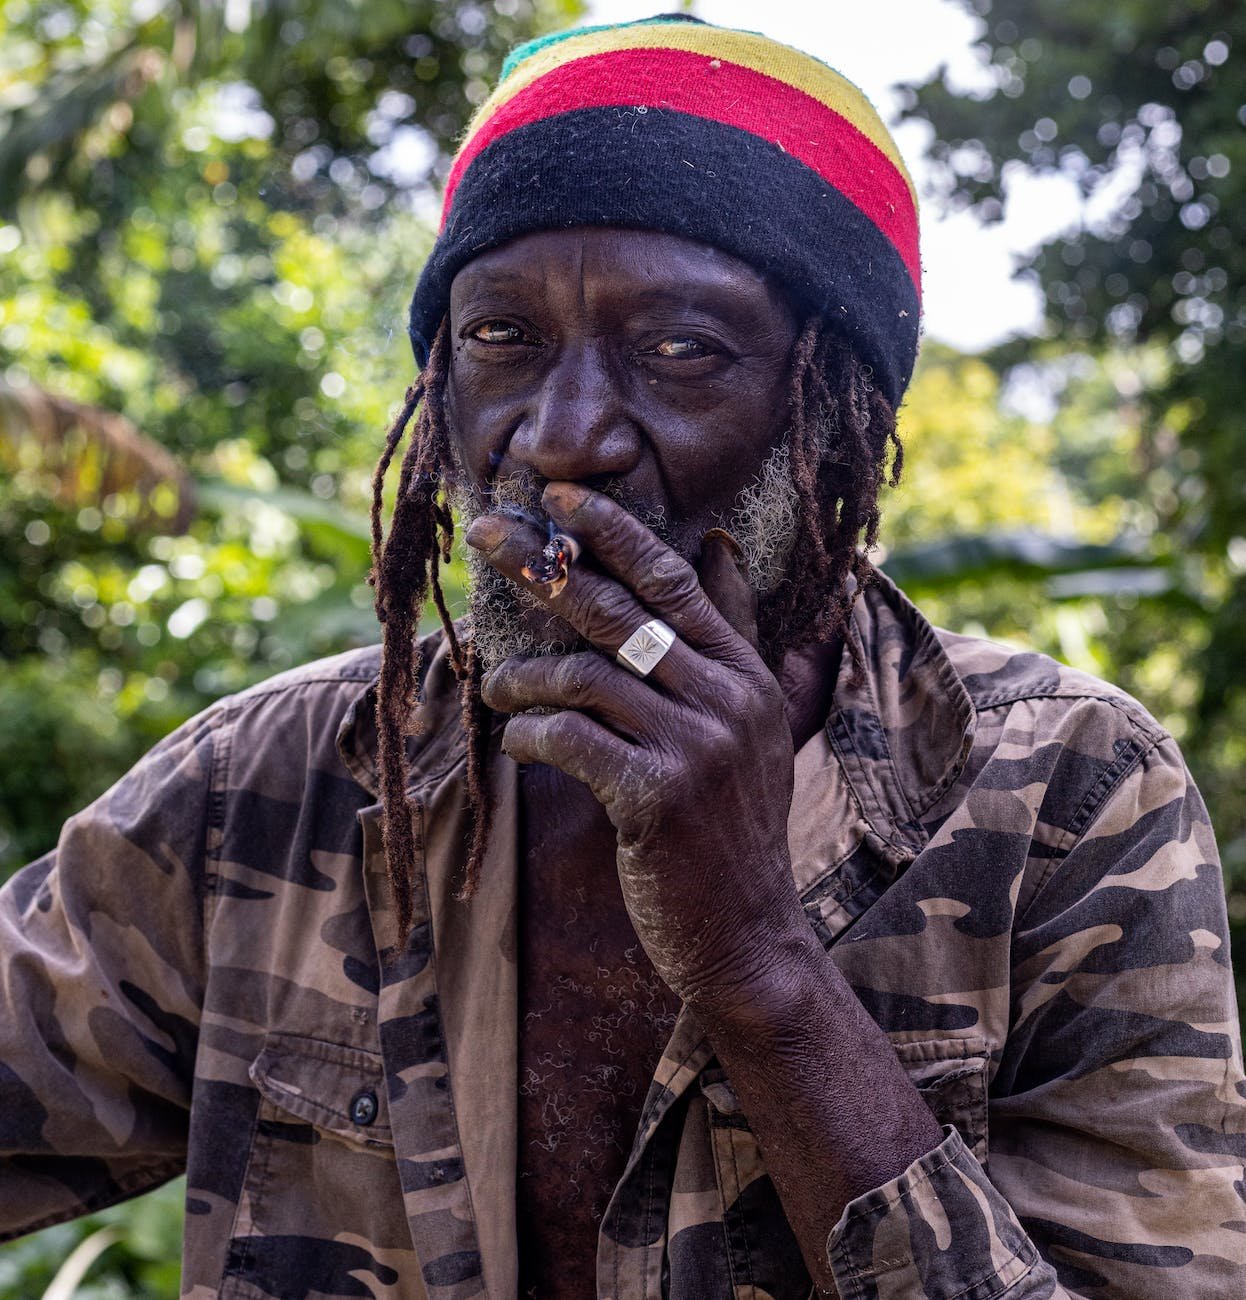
616 619 677 678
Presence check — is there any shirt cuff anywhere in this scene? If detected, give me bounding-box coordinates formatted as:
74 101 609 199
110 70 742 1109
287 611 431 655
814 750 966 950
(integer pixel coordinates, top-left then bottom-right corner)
827 1126 1041 1299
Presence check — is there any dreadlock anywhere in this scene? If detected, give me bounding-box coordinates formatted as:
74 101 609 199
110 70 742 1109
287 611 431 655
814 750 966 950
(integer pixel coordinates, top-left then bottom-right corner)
369 316 901 937
755 318 904 669
367 319 490 939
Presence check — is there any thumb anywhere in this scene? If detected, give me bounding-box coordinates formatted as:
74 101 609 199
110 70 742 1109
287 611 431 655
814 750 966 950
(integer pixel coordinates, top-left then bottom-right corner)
697 528 759 651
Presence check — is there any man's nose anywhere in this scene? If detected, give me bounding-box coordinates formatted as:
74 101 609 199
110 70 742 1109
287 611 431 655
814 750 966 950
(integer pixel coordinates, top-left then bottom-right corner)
508 341 642 483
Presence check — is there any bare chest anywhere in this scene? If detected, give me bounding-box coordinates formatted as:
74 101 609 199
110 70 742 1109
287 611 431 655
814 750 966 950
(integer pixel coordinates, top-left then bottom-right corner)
516 765 680 1295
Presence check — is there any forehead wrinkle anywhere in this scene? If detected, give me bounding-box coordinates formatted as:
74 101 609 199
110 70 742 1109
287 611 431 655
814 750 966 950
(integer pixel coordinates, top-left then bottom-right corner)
455 269 537 299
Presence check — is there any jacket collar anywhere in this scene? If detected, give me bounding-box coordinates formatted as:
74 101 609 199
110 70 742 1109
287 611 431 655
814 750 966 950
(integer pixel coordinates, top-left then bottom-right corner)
826 569 977 859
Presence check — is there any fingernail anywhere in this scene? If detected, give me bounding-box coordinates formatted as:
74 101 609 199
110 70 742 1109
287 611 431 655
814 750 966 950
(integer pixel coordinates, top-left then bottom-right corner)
542 481 592 519
703 527 749 578
703 527 744 561
464 515 514 553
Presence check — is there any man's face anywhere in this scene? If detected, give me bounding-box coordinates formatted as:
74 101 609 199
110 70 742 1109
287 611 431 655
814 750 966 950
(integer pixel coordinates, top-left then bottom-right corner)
444 227 800 663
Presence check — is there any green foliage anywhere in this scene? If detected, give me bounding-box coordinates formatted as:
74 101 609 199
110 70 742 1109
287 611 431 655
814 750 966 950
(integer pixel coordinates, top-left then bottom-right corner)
903 0 1241 353
0 654 144 868
0 1180 184 1298
0 0 585 219
901 0 1246 719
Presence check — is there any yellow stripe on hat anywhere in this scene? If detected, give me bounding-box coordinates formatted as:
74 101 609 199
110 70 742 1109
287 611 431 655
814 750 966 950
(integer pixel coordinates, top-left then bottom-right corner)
463 22 916 205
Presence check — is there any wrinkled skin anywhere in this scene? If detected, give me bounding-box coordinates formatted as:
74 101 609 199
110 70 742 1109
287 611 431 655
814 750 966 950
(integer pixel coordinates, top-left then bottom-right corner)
449 228 942 1294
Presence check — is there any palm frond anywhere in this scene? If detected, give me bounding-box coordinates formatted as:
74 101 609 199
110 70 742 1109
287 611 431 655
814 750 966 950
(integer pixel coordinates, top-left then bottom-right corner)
0 379 194 531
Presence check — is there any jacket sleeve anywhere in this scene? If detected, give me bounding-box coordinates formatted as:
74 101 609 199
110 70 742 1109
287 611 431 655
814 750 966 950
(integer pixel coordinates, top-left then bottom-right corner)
0 705 221 1240
826 732 1246 1297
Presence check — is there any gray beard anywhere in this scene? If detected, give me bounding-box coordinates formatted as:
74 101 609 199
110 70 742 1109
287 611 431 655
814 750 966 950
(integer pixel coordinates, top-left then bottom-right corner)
454 439 800 673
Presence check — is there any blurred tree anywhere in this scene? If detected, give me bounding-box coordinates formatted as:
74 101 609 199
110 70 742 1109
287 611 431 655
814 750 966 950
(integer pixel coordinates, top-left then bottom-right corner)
900 0 1245 738
1 0 581 218
888 345 1202 726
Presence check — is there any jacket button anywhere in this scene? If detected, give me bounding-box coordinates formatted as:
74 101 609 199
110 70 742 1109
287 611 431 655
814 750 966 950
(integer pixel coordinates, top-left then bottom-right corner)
350 1089 378 1126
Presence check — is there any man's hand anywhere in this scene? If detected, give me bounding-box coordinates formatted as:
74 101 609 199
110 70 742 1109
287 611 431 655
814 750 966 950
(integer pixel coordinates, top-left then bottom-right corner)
464 479 810 1014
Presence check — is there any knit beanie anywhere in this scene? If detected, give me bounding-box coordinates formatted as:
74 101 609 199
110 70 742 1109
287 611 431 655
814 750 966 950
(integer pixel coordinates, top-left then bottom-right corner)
407 14 921 408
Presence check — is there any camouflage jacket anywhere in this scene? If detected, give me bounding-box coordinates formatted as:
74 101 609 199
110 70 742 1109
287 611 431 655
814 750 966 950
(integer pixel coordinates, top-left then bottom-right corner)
3 573 1245 1298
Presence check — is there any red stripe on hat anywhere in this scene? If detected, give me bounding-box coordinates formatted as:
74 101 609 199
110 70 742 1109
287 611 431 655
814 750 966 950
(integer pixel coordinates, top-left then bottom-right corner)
445 47 920 291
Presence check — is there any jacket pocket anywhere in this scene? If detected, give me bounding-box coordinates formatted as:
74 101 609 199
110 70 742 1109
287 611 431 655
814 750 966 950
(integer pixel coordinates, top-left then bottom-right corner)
695 1037 991 1299
701 1035 990 1162
249 1034 394 1148
891 1035 991 1165
220 1034 423 1300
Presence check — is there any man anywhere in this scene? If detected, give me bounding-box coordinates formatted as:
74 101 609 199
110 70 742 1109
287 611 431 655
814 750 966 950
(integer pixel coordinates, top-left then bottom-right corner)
2 14 1244 1299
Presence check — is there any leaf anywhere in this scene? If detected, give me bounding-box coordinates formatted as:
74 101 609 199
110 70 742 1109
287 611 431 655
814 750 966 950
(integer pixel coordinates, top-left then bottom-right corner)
0 379 194 531
194 478 372 568
39 1225 122 1300
881 529 1153 589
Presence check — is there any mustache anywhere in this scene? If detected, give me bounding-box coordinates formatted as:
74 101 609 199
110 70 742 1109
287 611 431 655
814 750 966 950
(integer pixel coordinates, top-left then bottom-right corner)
474 469 674 548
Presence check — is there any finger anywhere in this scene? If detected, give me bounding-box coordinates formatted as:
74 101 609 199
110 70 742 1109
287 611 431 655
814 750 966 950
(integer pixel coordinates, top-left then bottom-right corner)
541 482 751 662
464 511 708 692
697 528 759 651
482 652 661 740
500 709 634 803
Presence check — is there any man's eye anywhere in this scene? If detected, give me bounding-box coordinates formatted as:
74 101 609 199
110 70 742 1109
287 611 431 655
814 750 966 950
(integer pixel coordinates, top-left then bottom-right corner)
471 322 528 344
653 337 710 359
